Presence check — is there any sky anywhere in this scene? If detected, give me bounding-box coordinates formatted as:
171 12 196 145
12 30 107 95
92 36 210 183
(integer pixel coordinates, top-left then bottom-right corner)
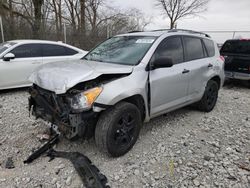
110 0 250 43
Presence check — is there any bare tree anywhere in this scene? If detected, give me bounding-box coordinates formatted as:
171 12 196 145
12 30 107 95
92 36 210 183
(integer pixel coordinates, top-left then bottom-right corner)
156 0 209 29
32 0 44 38
49 0 63 40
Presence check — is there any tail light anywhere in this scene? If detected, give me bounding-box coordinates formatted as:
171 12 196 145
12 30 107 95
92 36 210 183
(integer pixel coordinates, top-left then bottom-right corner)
220 55 225 62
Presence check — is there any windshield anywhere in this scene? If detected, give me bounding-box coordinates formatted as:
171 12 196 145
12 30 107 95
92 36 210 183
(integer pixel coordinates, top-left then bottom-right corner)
220 40 250 55
84 36 157 65
0 42 16 54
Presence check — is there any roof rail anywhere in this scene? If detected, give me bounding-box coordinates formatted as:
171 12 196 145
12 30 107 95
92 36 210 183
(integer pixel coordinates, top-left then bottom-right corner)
151 29 170 32
168 29 211 38
128 30 142 33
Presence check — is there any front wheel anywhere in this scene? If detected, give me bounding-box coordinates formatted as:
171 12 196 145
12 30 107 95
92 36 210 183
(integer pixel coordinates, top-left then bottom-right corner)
95 102 141 157
196 80 219 112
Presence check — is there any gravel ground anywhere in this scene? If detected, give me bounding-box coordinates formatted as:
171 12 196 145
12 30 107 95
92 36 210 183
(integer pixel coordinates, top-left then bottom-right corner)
0 82 250 188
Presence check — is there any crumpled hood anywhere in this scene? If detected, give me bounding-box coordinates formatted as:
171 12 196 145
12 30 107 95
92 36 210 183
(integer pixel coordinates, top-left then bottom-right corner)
29 60 133 94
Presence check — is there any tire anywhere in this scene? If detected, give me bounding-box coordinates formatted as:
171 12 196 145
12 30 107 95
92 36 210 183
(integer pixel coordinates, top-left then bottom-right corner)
196 80 219 112
95 102 141 157
243 80 250 88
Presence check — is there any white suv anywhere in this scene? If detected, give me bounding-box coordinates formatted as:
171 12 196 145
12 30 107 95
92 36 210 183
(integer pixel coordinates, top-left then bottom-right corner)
29 29 225 157
0 40 87 90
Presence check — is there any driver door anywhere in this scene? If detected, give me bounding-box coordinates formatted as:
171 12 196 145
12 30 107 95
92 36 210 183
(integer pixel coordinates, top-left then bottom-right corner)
149 36 190 117
0 44 43 88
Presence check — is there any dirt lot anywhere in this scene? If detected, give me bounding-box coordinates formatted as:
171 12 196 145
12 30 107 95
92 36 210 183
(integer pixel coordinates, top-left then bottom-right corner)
0 83 250 188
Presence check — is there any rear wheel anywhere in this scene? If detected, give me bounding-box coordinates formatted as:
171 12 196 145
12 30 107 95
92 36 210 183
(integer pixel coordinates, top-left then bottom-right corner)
196 80 219 112
95 102 141 157
243 80 250 88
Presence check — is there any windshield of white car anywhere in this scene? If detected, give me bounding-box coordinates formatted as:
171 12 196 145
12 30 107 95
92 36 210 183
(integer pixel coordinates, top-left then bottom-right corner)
83 36 157 65
0 42 16 54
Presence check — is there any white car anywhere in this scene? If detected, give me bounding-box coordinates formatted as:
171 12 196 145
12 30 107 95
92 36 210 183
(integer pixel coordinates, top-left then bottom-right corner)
0 40 88 90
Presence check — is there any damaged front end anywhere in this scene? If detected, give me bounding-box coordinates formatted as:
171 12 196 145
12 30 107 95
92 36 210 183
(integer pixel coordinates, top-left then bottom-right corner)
29 85 98 139
29 74 127 140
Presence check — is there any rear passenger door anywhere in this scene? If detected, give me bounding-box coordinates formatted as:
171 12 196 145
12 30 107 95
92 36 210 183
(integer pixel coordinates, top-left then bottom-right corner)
150 36 190 117
183 36 213 100
42 44 78 64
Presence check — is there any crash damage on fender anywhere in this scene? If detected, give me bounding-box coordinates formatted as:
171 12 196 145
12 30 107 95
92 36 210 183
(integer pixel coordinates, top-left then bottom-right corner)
29 60 133 139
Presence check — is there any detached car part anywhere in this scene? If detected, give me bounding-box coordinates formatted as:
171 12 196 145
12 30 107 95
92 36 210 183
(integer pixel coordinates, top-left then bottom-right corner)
24 133 60 164
24 133 109 188
47 149 110 188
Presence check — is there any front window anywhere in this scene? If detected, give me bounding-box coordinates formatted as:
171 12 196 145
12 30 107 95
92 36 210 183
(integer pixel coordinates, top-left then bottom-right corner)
84 36 157 65
0 42 16 55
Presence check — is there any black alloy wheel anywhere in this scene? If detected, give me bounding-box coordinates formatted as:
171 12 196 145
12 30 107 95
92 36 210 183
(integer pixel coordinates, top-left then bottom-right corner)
95 102 141 157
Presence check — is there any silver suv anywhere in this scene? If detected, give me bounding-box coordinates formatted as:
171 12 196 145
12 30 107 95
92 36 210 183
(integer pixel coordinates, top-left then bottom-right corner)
29 29 225 157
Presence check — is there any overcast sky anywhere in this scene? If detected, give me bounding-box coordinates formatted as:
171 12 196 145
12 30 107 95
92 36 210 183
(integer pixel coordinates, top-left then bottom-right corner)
110 0 250 43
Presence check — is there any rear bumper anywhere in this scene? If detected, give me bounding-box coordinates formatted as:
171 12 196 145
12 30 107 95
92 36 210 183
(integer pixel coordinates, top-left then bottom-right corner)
225 71 250 80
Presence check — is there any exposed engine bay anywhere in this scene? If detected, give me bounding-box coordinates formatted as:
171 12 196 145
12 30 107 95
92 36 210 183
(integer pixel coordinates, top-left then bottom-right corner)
29 74 128 139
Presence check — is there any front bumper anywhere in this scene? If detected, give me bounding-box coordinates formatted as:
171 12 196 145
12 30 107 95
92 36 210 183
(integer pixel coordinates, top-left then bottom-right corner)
29 87 97 139
225 71 250 80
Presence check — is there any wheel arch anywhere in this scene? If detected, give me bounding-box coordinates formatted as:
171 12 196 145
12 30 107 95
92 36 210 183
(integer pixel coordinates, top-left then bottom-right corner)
120 94 146 122
210 75 221 89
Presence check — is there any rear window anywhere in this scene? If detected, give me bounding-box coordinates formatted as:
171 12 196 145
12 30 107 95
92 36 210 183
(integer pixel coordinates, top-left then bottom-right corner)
203 39 215 57
220 40 250 55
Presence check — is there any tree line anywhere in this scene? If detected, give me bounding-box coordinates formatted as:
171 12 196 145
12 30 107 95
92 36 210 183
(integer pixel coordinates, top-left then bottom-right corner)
0 0 150 49
0 0 209 50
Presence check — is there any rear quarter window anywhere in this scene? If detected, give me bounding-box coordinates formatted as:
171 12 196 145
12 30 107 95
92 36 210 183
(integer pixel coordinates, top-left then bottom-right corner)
65 47 78 55
203 39 215 57
42 44 78 57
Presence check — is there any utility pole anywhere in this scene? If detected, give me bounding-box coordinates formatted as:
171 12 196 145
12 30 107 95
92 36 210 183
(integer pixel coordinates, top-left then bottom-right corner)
232 31 236 39
0 16 4 43
63 23 66 43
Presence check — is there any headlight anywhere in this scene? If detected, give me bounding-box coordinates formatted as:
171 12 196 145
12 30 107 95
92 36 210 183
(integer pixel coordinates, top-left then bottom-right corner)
69 87 103 112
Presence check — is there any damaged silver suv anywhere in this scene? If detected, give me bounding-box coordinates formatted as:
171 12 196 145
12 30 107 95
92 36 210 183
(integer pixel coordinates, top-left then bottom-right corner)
29 29 225 157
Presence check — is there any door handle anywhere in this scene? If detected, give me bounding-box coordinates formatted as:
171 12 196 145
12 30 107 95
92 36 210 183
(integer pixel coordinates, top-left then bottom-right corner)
208 64 213 68
182 69 190 74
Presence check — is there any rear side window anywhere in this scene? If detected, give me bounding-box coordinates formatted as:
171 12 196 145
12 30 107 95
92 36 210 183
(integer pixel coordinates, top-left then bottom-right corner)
65 47 78 55
184 37 204 61
220 40 250 55
154 36 184 64
42 44 78 57
203 39 215 57
10 44 42 58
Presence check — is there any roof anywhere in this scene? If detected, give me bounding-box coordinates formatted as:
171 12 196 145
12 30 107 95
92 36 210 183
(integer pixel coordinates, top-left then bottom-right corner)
5 39 87 53
118 31 166 37
7 39 65 44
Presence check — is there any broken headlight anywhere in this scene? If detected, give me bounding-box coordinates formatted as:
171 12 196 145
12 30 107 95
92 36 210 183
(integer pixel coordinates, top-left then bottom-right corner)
68 87 103 112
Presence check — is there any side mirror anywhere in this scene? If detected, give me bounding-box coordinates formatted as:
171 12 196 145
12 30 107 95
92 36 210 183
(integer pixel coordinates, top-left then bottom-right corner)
3 53 15 61
153 56 173 69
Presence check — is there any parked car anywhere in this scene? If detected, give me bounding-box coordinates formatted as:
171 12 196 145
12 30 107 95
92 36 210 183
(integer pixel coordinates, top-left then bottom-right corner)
0 40 88 90
220 39 250 87
28 29 225 157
